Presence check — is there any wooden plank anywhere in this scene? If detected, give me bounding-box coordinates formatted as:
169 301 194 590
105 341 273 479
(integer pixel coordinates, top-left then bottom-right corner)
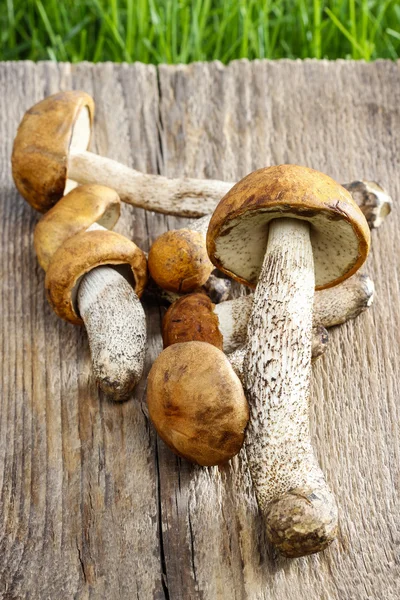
157 59 400 600
0 61 165 599
0 59 399 599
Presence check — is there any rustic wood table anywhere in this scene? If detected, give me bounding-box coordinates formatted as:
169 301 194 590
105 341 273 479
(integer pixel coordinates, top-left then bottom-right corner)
0 60 399 599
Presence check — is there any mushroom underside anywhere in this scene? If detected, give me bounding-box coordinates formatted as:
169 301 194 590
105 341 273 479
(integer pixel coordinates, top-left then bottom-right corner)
64 106 92 194
212 209 361 289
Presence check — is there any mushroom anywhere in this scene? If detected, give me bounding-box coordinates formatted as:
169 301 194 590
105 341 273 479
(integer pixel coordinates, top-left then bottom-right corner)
147 177 388 297
11 91 229 214
161 272 374 355
206 164 371 558
148 216 214 293
147 341 249 466
12 91 392 224
161 292 331 360
34 185 148 399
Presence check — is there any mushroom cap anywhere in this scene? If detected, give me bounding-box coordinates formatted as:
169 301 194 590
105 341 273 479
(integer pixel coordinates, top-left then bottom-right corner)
147 342 249 466
207 165 370 290
162 293 223 350
45 229 148 325
148 229 214 293
34 184 120 271
12 90 94 213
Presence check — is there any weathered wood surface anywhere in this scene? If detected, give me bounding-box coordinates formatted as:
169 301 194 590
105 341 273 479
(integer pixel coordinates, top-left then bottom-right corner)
0 60 399 599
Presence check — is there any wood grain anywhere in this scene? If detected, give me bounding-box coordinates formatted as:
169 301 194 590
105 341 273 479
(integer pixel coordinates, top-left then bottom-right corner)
1 59 399 599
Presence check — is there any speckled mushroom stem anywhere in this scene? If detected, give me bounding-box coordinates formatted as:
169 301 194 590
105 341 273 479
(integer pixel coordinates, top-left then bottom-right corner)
68 154 391 226
227 325 328 380
77 224 147 400
68 150 231 217
215 272 374 353
243 218 338 558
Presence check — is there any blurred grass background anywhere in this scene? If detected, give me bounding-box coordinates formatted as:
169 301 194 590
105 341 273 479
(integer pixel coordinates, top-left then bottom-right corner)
1 0 399 63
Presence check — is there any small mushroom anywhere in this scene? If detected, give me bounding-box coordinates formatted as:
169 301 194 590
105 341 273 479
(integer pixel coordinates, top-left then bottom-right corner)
162 292 331 360
148 216 214 293
12 91 392 223
162 272 374 355
147 342 249 466
148 214 232 299
207 164 371 558
35 185 148 399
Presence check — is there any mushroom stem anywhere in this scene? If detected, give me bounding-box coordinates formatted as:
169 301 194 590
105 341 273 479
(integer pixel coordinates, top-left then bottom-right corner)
215 272 374 353
68 151 392 227
68 150 231 217
243 218 338 558
227 324 329 380
77 224 146 399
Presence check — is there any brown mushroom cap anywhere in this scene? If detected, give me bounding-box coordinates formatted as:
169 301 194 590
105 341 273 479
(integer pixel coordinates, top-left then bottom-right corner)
147 342 249 466
34 184 120 271
148 229 214 293
45 229 147 325
12 90 94 213
162 293 223 350
207 165 371 291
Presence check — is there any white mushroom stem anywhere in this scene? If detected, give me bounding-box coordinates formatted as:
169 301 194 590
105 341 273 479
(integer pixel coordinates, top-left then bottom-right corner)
243 218 337 558
68 150 231 217
67 152 392 226
227 324 329 380
77 224 147 399
214 272 374 353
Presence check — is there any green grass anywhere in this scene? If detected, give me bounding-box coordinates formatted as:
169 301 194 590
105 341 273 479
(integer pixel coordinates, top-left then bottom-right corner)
1 0 399 63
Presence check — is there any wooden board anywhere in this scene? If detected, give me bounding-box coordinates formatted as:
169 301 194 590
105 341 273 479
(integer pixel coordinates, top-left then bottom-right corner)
0 60 399 599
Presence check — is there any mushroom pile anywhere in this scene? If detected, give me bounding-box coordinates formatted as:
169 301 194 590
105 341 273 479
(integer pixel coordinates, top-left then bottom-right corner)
12 90 392 558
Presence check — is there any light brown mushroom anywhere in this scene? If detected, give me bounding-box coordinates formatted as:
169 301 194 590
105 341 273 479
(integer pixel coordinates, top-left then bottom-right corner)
147 342 249 466
207 164 371 558
12 92 392 223
148 216 214 293
35 185 148 399
11 91 229 214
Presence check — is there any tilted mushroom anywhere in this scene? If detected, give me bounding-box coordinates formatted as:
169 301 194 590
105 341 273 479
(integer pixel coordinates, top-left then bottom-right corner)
162 293 330 361
147 341 249 466
12 91 392 223
162 272 374 355
11 91 229 215
34 185 148 399
207 164 371 558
